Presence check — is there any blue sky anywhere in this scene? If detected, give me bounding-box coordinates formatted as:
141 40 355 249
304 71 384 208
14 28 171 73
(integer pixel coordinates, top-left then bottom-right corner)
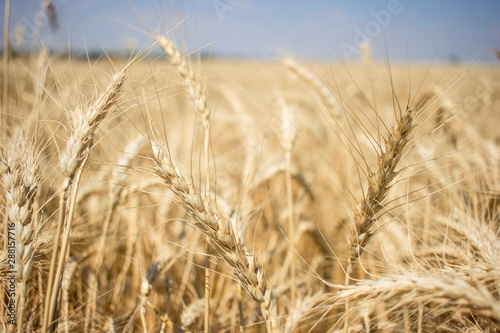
2 0 500 63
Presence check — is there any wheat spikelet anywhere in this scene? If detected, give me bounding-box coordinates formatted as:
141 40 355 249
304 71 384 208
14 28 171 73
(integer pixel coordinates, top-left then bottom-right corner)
415 85 455 134
282 291 325 333
139 264 153 333
279 99 297 154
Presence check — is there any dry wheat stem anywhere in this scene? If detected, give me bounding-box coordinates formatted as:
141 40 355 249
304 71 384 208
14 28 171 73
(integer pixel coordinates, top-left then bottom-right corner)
47 156 87 330
140 276 149 333
110 196 139 308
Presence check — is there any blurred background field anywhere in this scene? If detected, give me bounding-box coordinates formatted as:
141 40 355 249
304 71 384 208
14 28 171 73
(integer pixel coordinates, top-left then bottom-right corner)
1 1 500 332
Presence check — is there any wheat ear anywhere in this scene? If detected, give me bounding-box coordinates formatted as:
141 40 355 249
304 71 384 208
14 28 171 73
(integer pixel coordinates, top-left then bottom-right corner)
150 136 273 332
335 274 500 327
343 107 414 331
347 107 415 264
0 133 39 333
154 34 210 123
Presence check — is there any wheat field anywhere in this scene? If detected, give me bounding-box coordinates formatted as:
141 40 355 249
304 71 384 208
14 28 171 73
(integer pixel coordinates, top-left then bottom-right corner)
1 13 500 332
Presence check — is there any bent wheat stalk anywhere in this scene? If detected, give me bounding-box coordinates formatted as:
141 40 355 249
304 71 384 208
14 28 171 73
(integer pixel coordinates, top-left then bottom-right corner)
43 69 127 332
335 274 500 328
154 33 213 332
150 134 273 332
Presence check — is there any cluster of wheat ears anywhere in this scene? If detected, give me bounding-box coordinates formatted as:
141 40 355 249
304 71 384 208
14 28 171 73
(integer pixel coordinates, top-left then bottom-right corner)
1 9 500 333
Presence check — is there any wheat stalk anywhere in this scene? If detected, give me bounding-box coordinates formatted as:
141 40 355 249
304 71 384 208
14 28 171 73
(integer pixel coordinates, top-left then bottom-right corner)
154 32 214 332
43 68 127 333
0 132 39 333
343 107 415 332
150 134 273 332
